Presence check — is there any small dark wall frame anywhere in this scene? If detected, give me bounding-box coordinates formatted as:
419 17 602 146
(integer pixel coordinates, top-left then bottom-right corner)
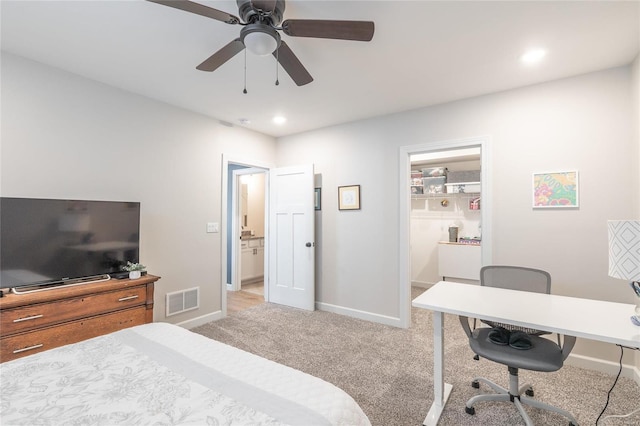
338 185 361 210
315 188 321 210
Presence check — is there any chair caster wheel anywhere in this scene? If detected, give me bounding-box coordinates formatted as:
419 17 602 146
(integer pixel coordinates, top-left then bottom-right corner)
525 388 534 397
569 422 577 426
465 406 475 415
473 354 480 361
471 380 480 389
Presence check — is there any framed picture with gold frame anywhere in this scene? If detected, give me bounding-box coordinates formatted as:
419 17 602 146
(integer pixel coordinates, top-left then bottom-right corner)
338 185 360 210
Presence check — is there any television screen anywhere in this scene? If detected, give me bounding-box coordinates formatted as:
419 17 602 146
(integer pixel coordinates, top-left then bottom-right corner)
0 197 140 290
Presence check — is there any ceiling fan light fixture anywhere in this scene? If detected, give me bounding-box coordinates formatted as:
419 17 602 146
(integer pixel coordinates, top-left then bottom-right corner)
244 32 277 55
242 24 280 56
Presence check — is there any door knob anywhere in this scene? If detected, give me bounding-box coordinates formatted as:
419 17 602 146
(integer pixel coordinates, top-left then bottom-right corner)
305 242 313 247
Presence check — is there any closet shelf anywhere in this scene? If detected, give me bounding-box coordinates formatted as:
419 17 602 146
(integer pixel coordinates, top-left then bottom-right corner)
411 192 480 199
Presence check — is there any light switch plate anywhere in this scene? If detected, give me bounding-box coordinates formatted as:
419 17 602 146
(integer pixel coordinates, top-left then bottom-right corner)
206 222 219 233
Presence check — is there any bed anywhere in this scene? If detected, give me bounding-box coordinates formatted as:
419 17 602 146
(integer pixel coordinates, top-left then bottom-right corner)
0 322 371 425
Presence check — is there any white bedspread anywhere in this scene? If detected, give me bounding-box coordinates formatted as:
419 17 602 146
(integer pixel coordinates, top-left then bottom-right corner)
0 322 370 426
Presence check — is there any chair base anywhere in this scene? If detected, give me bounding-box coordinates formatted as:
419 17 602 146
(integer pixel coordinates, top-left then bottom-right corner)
465 368 578 426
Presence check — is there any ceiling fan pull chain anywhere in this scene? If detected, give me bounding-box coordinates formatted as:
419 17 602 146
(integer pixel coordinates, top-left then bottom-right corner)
275 47 280 86
243 49 248 94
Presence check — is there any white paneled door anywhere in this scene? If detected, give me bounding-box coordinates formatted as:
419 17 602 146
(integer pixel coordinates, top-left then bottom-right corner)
268 164 315 310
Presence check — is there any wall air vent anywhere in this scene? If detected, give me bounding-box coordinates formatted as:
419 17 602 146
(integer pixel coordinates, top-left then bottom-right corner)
166 287 200 317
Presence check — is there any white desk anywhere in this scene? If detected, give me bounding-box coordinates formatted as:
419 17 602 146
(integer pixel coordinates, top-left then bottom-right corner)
412 281 640 426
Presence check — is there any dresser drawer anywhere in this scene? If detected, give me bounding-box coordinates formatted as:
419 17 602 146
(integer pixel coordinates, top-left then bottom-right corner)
0 286 148 335
0 306 147 362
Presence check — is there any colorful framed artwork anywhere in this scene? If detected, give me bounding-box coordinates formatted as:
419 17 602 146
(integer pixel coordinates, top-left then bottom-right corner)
338 185 360 210
532 170 579 208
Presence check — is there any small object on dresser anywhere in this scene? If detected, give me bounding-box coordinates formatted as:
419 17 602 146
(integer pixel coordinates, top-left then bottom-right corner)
121 261 147 279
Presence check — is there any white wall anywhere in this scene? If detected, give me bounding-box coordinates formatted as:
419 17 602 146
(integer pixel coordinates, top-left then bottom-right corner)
0 53 277 325
277 65 637 365
245 173 265 238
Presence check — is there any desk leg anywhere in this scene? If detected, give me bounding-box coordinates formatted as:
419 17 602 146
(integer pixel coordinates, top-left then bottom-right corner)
423 310 453 426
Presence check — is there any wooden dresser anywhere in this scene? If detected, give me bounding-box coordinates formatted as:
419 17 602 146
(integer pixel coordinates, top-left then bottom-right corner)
0 274 158 362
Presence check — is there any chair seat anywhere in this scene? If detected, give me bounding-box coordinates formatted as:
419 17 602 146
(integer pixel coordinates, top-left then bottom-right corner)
470 328 564 372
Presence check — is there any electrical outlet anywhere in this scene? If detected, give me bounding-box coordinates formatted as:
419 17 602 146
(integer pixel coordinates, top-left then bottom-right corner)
206 222 219 233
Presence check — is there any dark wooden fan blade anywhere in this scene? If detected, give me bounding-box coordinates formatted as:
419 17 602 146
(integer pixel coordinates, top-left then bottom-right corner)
282 19 374 41
147 0 240 25
250 0 277 13
196 39 245 72
273 41 313 86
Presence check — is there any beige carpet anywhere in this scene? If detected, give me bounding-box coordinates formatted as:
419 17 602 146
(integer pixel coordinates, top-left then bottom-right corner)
192 289 639 426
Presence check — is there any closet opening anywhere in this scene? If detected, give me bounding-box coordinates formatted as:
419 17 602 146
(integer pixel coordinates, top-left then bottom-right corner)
410 147 482 289
398 136 492 328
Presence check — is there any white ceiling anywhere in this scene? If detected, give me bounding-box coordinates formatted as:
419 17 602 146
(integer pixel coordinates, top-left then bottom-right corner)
2 1 639 137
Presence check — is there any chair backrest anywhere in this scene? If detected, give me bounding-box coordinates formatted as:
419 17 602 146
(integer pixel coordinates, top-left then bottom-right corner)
480 265 551 294
480 265 551 335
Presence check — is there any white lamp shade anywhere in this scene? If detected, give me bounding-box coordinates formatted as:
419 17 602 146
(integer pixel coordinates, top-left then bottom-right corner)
608 220 640 281
244 32 277 56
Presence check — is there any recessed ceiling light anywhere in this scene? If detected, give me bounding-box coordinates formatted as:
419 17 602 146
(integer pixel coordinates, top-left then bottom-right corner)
520 49 547 64
273 115 287 125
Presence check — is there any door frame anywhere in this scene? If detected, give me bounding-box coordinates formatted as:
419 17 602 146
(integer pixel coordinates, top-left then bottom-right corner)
231 167 267 292
398 136 493 328
221 154 274 317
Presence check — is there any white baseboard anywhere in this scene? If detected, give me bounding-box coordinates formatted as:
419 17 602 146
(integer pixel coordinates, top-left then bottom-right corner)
175 310 224 329
567 353 640 385
316 301 402 328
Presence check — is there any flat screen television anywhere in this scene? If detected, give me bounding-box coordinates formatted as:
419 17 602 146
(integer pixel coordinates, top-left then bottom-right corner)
0 197 140 290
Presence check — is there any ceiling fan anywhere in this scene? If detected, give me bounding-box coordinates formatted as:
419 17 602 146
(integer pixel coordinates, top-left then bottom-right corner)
147 0 375 86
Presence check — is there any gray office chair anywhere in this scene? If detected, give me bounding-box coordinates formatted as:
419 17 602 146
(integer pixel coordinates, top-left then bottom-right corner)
459 265 578 426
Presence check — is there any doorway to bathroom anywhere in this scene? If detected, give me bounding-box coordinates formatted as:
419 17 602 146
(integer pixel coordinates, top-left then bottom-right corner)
226 164 268 314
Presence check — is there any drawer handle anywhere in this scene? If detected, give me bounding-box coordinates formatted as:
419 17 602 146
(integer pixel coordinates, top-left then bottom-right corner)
118 295 139 302
13 314 44 323
13 344 44 354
